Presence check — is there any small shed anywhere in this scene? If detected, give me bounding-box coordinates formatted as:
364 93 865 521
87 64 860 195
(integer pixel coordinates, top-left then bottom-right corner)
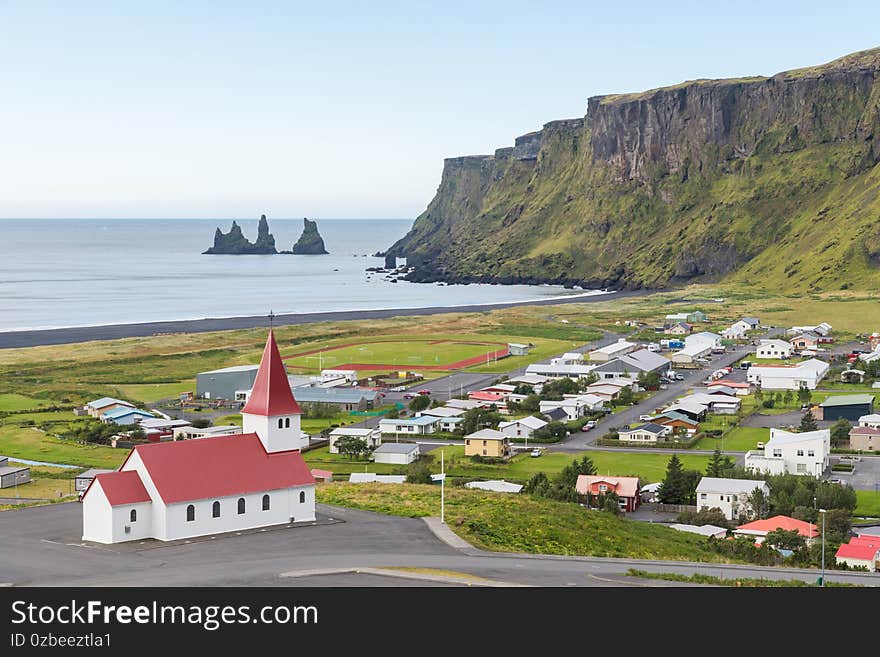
816 394 875 422
75 468 115 492
508 343 531 356
0 463 31 489
310 469 333 483
371 442 420 465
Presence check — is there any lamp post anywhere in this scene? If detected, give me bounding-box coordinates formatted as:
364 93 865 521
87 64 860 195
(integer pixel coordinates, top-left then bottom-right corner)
820 509 827 585
441 449 445 525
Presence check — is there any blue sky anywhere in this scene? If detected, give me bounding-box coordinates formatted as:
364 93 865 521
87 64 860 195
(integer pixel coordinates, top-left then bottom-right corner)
1 1 877 219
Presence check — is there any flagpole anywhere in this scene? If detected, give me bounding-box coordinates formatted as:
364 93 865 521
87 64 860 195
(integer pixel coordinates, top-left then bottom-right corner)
441 449 445 524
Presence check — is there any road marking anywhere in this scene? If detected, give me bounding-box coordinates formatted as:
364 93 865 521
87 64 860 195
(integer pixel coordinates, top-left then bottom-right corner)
279 567 529 587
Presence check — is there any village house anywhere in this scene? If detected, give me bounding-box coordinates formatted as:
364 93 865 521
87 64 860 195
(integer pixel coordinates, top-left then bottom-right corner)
744 428 830 477
378 415 439 436
662 400 709 422
695 477 769 521
101 407 155 425
650 411 700 436
328 427 382 454
708 379 751 396
617 423 671 443
504 373 549 394
859 413 880 428
665 322 692 336
371 442 419 465
592 349 671 380
835 536 880 572
789 332 821 351
498 416 548 440
172 425 241 441
539 393 604 421
575 475 641 512
588 339 637 363
746 358 830 390
81 331 316 545
85 397 135 419
464 429 511 458
734 515 819 546
550 352 585 366
417 406 465 432
756 339 793 359
848 425 879 452
524 363 596 379
722 317 760 340
670 342 712 366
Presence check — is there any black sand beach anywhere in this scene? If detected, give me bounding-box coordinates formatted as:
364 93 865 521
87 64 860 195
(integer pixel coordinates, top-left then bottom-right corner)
0 290 647 349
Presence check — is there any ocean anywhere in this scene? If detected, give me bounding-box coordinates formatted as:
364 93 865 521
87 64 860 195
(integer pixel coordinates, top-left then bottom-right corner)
0 218 597 332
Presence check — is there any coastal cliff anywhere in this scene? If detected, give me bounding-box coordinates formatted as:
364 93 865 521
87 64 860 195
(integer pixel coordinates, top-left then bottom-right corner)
386 48 880 292
203 214 277 254
290 218 329 254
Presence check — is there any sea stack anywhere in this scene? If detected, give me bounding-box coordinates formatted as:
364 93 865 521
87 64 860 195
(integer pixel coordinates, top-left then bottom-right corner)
203 214 278 254
290 218 329 254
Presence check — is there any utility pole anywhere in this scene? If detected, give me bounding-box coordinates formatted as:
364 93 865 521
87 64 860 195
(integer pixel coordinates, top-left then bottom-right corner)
819 508 827 587
441 449 446 524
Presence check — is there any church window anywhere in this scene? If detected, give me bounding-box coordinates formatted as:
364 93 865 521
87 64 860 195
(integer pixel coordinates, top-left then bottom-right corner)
299 491 306 504
130 509 137 522
186 505 195 522
237 498 246 514
285 418 291 428
278 418 284 429
212 501 221 518
262 494 270 511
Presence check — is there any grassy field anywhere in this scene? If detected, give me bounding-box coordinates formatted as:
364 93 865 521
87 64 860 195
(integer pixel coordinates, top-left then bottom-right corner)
283 338 504 370
695 427 768 452
112 380 196 403
626 569 858 587
854 490 880 518
0 393 58 411
0 425 125 469
316 482 733 561
1 465 80 500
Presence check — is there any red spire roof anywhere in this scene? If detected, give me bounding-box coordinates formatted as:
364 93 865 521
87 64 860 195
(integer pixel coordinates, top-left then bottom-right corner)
241 331 302 416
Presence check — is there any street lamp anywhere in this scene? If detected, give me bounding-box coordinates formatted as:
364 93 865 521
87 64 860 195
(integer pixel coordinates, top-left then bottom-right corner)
818 508 827 587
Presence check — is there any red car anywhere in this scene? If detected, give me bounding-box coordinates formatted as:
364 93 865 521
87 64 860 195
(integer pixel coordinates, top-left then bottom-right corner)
417 389 431 396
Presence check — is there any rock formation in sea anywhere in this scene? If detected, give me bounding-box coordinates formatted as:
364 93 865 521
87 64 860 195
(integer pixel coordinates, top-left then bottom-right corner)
290 218 329 254
203 214 278 254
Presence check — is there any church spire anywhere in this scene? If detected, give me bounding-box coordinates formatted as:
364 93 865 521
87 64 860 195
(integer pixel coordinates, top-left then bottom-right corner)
241 330 302 417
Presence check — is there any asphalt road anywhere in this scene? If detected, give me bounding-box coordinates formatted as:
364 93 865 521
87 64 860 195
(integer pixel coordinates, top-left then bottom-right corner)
0 290 648 350
2 501 877 587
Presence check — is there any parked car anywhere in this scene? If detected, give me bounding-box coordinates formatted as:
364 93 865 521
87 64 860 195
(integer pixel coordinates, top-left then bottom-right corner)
756 441 765 449
390 385 407 392
639 414 653 422
403 393 415 399
417 389 431 396
584 420 597 430
530 448 542 458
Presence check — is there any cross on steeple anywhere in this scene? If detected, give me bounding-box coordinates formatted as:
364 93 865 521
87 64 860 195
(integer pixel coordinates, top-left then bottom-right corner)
268 309 275 330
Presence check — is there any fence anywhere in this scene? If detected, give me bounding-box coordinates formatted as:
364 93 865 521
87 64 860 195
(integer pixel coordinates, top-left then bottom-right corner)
655 503 697 514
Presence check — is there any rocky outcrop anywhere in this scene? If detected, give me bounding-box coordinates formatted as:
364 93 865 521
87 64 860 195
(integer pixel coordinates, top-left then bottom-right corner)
290 218 329 255
203 215 277 254
386 48 880 292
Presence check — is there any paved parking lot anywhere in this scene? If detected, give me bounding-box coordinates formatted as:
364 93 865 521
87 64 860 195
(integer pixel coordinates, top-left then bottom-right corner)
832 454 880 491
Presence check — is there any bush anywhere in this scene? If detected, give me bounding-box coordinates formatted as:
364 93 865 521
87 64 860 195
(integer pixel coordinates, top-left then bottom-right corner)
676 507 731 529
190 418 211 429
832 463 854 472
762 399 775 409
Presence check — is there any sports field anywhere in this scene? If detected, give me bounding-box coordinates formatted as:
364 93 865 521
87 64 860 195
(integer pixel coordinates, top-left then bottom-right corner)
283 339 509 371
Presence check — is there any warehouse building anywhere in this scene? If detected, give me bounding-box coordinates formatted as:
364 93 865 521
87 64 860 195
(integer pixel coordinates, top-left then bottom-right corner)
814 394 875 422
196 365 259 400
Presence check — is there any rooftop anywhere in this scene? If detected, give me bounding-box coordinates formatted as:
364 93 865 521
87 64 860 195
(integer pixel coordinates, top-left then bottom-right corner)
372 442 419 454
90 470 151 506
378 415 439 426
735 515 819 538
466 428 508 441
241 331 302 417
819 394 875 408
349 473 406 484
575 475 639 498
696 477 767 494
200 365 260 374
87 397 133 410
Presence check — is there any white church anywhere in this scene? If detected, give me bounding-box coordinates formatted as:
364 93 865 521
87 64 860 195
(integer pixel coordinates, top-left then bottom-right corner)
81 331 316 544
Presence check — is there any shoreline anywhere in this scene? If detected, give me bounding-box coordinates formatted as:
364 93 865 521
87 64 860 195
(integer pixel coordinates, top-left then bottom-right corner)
0 289 648 349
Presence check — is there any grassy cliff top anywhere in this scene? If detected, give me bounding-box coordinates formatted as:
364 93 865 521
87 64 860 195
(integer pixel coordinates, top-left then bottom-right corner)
597 46 880 106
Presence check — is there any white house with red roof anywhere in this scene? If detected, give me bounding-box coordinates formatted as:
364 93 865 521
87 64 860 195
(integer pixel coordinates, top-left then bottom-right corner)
82 331 316 544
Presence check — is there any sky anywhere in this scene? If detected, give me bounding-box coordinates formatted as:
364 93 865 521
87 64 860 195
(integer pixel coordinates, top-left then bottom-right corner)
1 0 878 219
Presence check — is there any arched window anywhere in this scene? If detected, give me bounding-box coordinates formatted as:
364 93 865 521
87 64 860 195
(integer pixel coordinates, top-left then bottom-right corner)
285 418 291 428
237 498 246 514
212 501 221 518
262 494 270 511
186 505 195 522
130 509 137 522
299 491 306 504
278 418 284 429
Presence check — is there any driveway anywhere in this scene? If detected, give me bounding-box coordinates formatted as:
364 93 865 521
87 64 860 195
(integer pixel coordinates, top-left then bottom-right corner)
832 455 880 492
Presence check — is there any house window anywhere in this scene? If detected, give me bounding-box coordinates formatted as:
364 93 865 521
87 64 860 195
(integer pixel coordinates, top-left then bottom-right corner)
285 418 291 428
797 450 804 457
773 449 782 458
482 449 487 456
237 498 246 514
599 484 607 492
299 491 306 504
130 509 137 522
701 493 707 500
796 463 807 474
212 501 220 518
483 440 487 446
186 505 195 522
808 450 815 457
262 494 270 511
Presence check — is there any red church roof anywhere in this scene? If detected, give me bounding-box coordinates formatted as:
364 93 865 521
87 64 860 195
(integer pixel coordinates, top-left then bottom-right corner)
92 470 151 506
128 433 314 504
241 330 302 416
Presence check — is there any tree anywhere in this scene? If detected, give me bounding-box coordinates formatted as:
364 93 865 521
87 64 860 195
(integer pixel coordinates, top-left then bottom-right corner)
519 394 540 413
764 528 806 551
190 418 211 429
335 435 371 460
533 421 567 441
677 507 730 528
797 384 812 406
706 449 735 477
658 455 686 504
830 418 852 447
747 486 769 520
782 390 794 406
540 377 579 400
460 407 502 434
408 395 431 412
405 461 433 484
384 407 400 420
603 491 621 515
799 410 818 432
577 372 599 390
523 472 551 496
512 384 534 396
754 383 763 404
616 387 635 406
637 371 660 391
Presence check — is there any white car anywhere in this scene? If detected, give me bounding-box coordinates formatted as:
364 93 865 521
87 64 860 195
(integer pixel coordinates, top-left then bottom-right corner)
530 448 542 458
639 414 654 422
389 386 407 392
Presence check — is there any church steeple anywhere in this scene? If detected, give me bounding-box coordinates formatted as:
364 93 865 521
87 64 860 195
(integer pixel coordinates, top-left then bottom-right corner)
242 331 305 452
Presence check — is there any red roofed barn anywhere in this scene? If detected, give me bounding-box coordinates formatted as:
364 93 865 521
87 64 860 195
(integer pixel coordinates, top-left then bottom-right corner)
82 331 316 544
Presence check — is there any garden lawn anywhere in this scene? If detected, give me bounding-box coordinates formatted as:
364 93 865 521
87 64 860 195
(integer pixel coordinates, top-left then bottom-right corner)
854 490 880 518
0 425 125 469
1 466 81 500
695 427 769 452
0 410 78 427
316 482 733 561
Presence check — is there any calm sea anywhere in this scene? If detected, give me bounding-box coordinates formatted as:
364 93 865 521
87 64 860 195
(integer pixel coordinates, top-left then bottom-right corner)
0 219 595 332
